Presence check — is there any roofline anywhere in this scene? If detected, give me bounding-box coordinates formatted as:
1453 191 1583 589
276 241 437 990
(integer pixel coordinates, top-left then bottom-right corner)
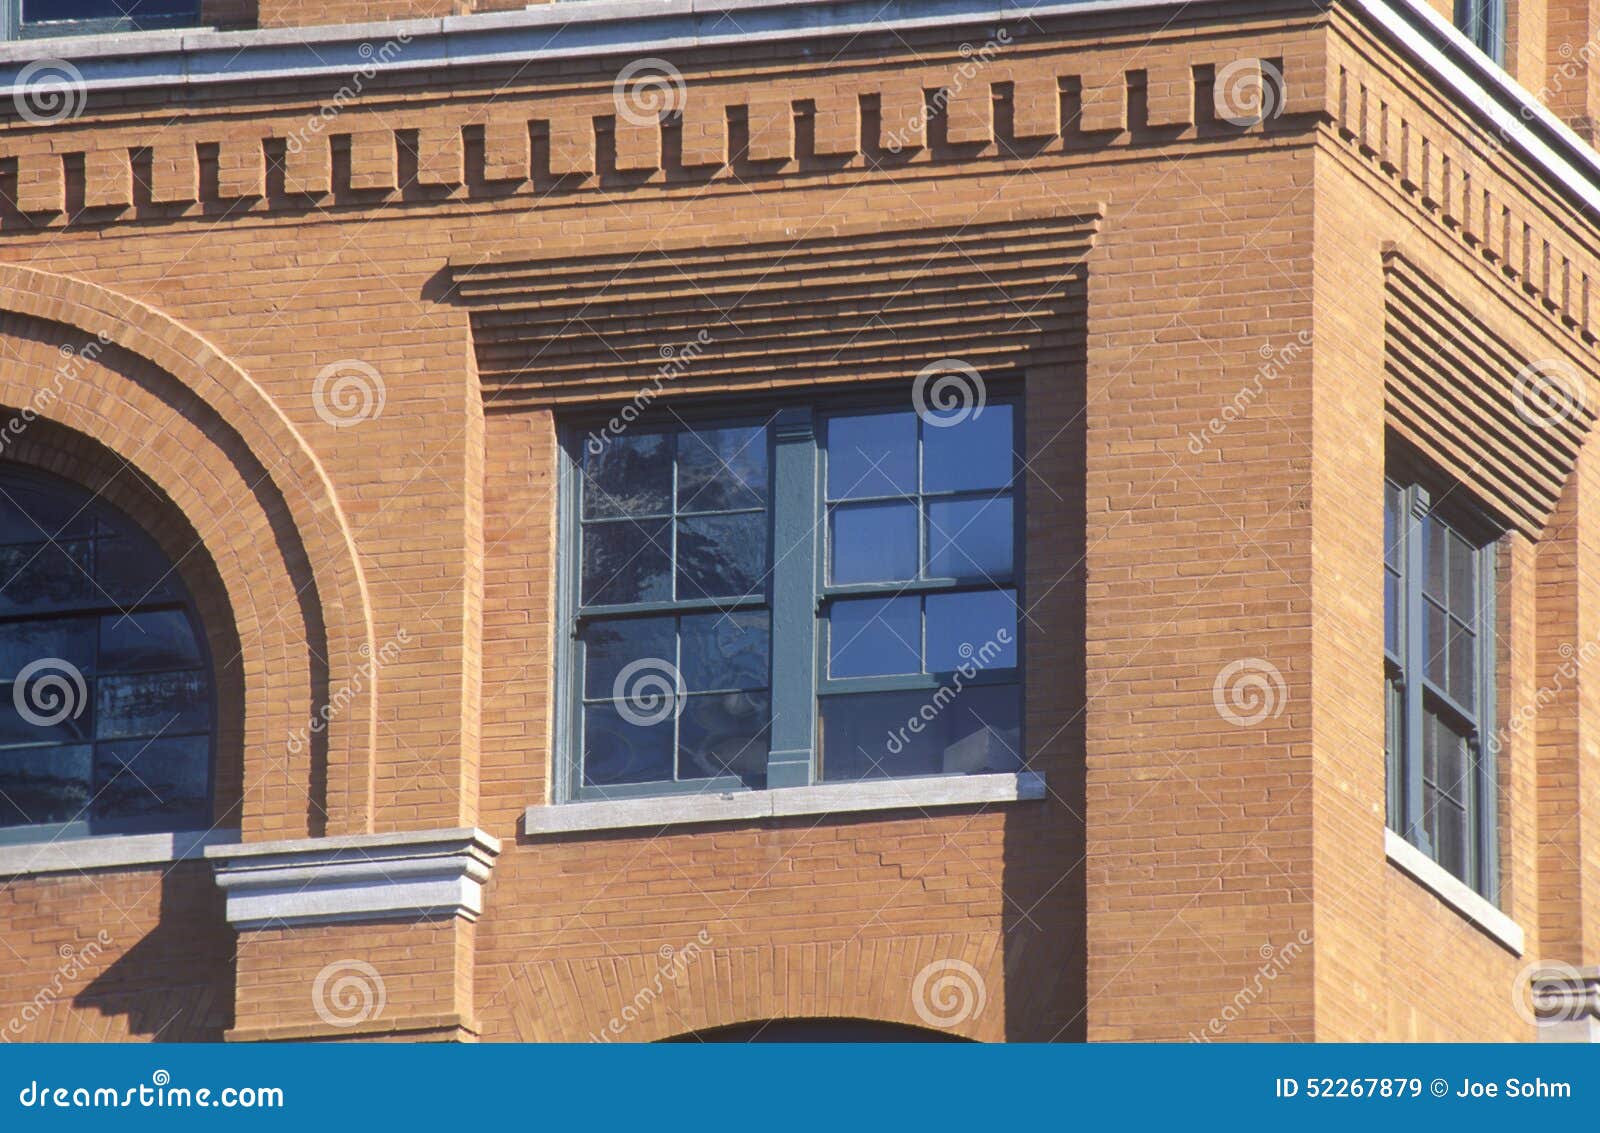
0 0 1596 216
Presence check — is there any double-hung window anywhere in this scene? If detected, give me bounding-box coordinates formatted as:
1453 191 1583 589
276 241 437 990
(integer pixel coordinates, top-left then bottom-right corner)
560 395 1023 801
1383 474 1499 898
1454 0 1506 66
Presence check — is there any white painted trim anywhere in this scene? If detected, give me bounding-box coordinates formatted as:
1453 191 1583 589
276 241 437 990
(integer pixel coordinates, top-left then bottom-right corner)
0 828 238 878
1385 827 1524 954
0 0 1592 217
524 771 1045 835
207 826 500 929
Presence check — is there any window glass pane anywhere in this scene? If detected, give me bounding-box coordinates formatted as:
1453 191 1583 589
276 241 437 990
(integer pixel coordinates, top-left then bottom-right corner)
98 611 203 674
582 433 672 519
829 596 920 678
925 590 1018 673
0 542 96 614
927 496 1013 580
582 704 674 787
1447 622 1476 709
1383 481 1402 569
819 684 1021 780
678 692 770 786
677 426 767 512
826 413 917 500
581 520 671 606
922 405 1014 493
0 677 94 746
95 671 209 740
676 514 766 600
0 487 93 545
1384 568 1400 656
829 501 917 584
24 0 199 19
679 611 768 692
1425 515 1447 601
0 617 95 681
92 736 209 824
1448 531 1478 622
1424 601 1448 688
97 535 183 605
581 617 675 702
0 745 91 827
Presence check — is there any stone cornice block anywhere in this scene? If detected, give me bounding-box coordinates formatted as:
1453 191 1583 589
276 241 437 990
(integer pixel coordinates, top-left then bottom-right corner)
207 826 501 930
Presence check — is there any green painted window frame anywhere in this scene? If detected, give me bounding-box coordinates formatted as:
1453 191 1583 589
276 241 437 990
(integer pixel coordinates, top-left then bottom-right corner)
556 390 1024 802
1454 0 1507 66
1383 468 1500 901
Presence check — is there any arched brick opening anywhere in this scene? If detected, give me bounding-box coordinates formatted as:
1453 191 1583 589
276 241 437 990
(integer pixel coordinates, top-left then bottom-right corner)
0 268 376 839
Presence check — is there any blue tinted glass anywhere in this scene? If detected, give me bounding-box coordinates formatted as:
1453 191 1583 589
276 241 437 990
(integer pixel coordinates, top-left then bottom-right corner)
1384 569 1400 655
826 413 917 500
0 542 96 615
1383 481 1402 569
24 0 198 19
582 617 675 702
581 520 671 606
95 671 209 739
819 684 1021 780
680 611 768 692
583 432 672 519
922 404 1014 493
97 534 183 605
0 673 94 746
927 496 1013 580
0 745 91 826
829 501 917 584
829 596 920 678
925 590 1018 673
93 736 209 823
678 692 770 785
677 514 766 600
0 617 95 681
583 704 674 787
99 611 202 673
0 486 93 545
677 426 767 512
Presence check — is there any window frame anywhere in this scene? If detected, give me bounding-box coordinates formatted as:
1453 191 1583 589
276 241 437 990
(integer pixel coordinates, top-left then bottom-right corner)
556 388 1025 803
0 0 202 39
0 465 217 846
1384 468 1500 902
1454 0 1507 66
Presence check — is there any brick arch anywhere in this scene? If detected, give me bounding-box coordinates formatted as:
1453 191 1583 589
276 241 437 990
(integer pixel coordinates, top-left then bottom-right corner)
493 933 1006 1042
0 266 377 839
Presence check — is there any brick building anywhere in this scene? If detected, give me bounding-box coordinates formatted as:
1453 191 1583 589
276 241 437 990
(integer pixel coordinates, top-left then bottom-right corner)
0 0 1598 1043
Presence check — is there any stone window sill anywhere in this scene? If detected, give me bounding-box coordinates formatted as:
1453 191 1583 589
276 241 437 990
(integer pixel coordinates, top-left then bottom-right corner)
524 771 1045 836
0 828 238 879
1385 828 1524 955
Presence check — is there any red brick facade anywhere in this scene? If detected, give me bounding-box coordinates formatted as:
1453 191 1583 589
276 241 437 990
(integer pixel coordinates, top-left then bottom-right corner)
0 0 1598 1042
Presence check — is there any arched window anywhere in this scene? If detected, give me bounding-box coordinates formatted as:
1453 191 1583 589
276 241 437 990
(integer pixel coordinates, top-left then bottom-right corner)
0 468 213 842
